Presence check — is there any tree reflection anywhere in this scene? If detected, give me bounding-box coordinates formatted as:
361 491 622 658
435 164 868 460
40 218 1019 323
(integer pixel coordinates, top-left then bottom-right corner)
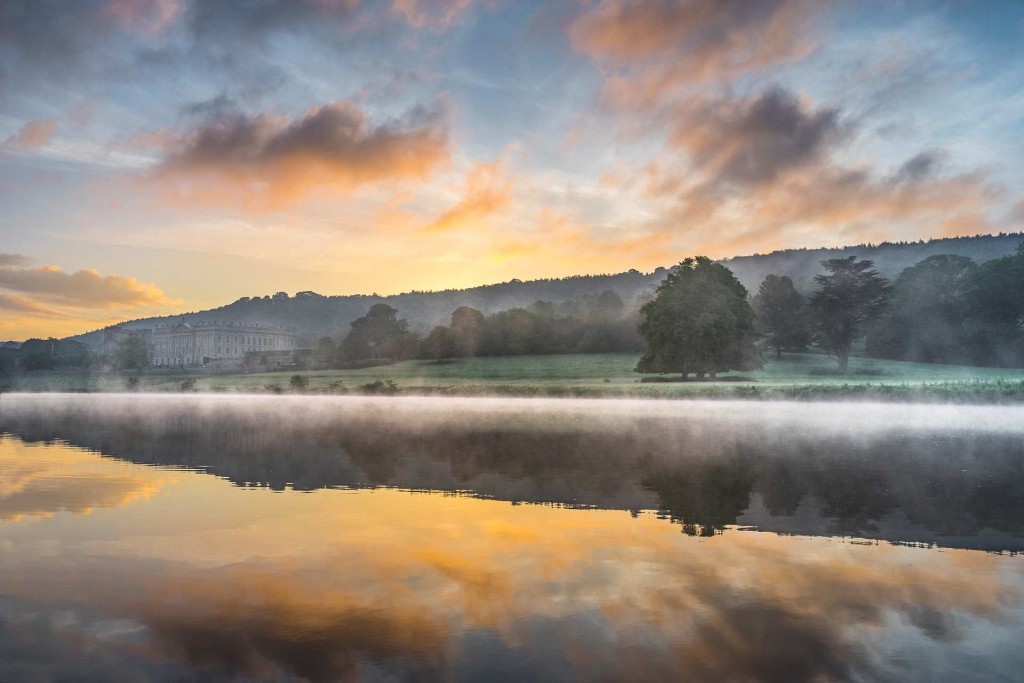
2 397 1023 550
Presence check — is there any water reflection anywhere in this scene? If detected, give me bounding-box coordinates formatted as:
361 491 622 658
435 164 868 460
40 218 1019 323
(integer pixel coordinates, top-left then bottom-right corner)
2 394 1023 551
0 394 1022 682
0 437 167 521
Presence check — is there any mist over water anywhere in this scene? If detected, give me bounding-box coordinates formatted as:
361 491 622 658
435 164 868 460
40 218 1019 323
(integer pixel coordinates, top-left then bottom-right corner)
0 394 1022 682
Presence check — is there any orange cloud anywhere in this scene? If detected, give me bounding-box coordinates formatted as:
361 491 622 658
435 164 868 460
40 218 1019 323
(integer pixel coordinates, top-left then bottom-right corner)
3 118 58 151
0 265 175 309
570 0 825 109
152 100 451 211
423 158 515 233
600 85 1001 257
0 292 66 318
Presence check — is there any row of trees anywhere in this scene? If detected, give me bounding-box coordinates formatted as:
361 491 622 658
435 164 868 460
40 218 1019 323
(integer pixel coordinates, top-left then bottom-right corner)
867 247 1024 367
667 242 1024 377
635 255 891 376
315 291 644 367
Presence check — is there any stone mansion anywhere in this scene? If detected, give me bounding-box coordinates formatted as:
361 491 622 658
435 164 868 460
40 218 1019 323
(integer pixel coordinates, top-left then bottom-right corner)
151 321 297 367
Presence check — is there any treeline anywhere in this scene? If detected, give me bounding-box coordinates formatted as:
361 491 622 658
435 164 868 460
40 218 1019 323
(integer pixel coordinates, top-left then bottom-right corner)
751 243 1024 369
314 290 644 366
0 338 90 372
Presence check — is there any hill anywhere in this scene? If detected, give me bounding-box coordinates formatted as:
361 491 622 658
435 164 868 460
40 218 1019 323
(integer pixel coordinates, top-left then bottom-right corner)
723 232 1024 296
67 232 1024 348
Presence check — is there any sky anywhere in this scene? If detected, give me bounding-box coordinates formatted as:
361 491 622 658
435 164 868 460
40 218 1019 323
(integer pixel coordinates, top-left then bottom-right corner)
1 0 1023 339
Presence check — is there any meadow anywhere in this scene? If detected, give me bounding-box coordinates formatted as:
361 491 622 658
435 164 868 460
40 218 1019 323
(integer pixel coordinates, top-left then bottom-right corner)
7 352 1024 402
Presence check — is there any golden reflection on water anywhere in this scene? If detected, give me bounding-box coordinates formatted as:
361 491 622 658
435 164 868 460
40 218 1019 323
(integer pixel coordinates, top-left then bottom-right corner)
0 436 169 521
0 435 1022 681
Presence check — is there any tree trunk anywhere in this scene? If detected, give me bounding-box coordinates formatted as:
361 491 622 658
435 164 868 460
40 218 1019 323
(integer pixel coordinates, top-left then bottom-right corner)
837 348 849 374
775 347 782 360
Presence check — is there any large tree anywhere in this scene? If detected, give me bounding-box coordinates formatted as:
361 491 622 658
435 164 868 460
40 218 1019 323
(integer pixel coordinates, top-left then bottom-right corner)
449 306 485 357
810 256 889 374
419 326 459 362
751 274 811 359
340 304 418 360
635 257 762 378
866 255 976 363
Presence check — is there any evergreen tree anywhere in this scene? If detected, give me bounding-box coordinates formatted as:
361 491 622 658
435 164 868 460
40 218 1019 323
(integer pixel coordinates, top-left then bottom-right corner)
810 257 889 374
751 274 811 359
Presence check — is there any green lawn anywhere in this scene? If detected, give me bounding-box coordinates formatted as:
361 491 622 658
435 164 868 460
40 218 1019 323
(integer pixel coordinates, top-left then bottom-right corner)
7 353 1024 401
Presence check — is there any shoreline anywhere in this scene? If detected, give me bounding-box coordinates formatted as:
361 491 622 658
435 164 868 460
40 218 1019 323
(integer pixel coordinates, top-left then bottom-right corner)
5 379 1024 404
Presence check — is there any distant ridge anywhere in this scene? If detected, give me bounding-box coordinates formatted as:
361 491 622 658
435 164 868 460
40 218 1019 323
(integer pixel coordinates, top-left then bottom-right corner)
67 232 1024 348
723 232 1024 296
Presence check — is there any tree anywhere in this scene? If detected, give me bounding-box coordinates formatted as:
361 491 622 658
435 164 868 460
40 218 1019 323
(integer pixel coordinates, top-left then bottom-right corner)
751 274 811 359
340 304 418 360
420 325 458 362
449 306 485 357
866 255 976 363
960 242 1024 366
810 256 889 374
635 257 762 378
116 337 149 370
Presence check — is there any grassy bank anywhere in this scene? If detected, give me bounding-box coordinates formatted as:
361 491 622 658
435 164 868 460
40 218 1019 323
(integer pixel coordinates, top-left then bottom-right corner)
5 353 1024 402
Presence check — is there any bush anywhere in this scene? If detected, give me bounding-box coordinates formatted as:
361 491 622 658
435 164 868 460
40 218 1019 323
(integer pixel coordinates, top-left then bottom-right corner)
180 378 196 391
361 378 398 394
289 374 309 391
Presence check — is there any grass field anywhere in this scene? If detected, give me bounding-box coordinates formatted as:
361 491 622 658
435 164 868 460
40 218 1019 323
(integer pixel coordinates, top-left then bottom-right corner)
6 353 1024 402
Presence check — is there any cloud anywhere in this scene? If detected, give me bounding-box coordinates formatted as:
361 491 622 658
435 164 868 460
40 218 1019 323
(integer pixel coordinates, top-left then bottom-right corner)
670 87 845 189
3 119 58 151
183 0 360 44
0 293 66 319
424 158 515 233
153 100 450 209
0 265 174 309
103 0 183 34
890 149 946 184
649 162 998 258
391 0 477 28
601 85 1000 255
570 0 825 107
0 253 30 267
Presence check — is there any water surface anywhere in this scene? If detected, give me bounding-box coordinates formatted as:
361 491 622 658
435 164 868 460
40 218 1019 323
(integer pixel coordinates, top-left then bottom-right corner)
0 394 1022 682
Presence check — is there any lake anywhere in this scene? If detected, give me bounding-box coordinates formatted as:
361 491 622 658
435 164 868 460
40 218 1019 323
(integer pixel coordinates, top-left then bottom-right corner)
0 394 1022 682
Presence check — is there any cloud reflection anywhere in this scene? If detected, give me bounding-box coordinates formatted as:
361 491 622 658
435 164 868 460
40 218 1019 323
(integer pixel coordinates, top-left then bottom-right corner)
0 437 166 521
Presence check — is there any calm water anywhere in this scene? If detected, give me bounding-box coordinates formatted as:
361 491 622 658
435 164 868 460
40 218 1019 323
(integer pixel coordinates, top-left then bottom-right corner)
0 394 1022 682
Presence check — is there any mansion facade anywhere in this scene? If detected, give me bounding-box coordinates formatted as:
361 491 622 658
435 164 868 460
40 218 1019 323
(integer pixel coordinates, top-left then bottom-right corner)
152 321 297 367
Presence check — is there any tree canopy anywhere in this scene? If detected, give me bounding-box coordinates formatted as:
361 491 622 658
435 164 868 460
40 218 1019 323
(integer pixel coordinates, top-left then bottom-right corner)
810 256 889 373
866 255 976 363
751 274 811 359
959 243 1024 366
339 304 418 361
635 257 761 377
